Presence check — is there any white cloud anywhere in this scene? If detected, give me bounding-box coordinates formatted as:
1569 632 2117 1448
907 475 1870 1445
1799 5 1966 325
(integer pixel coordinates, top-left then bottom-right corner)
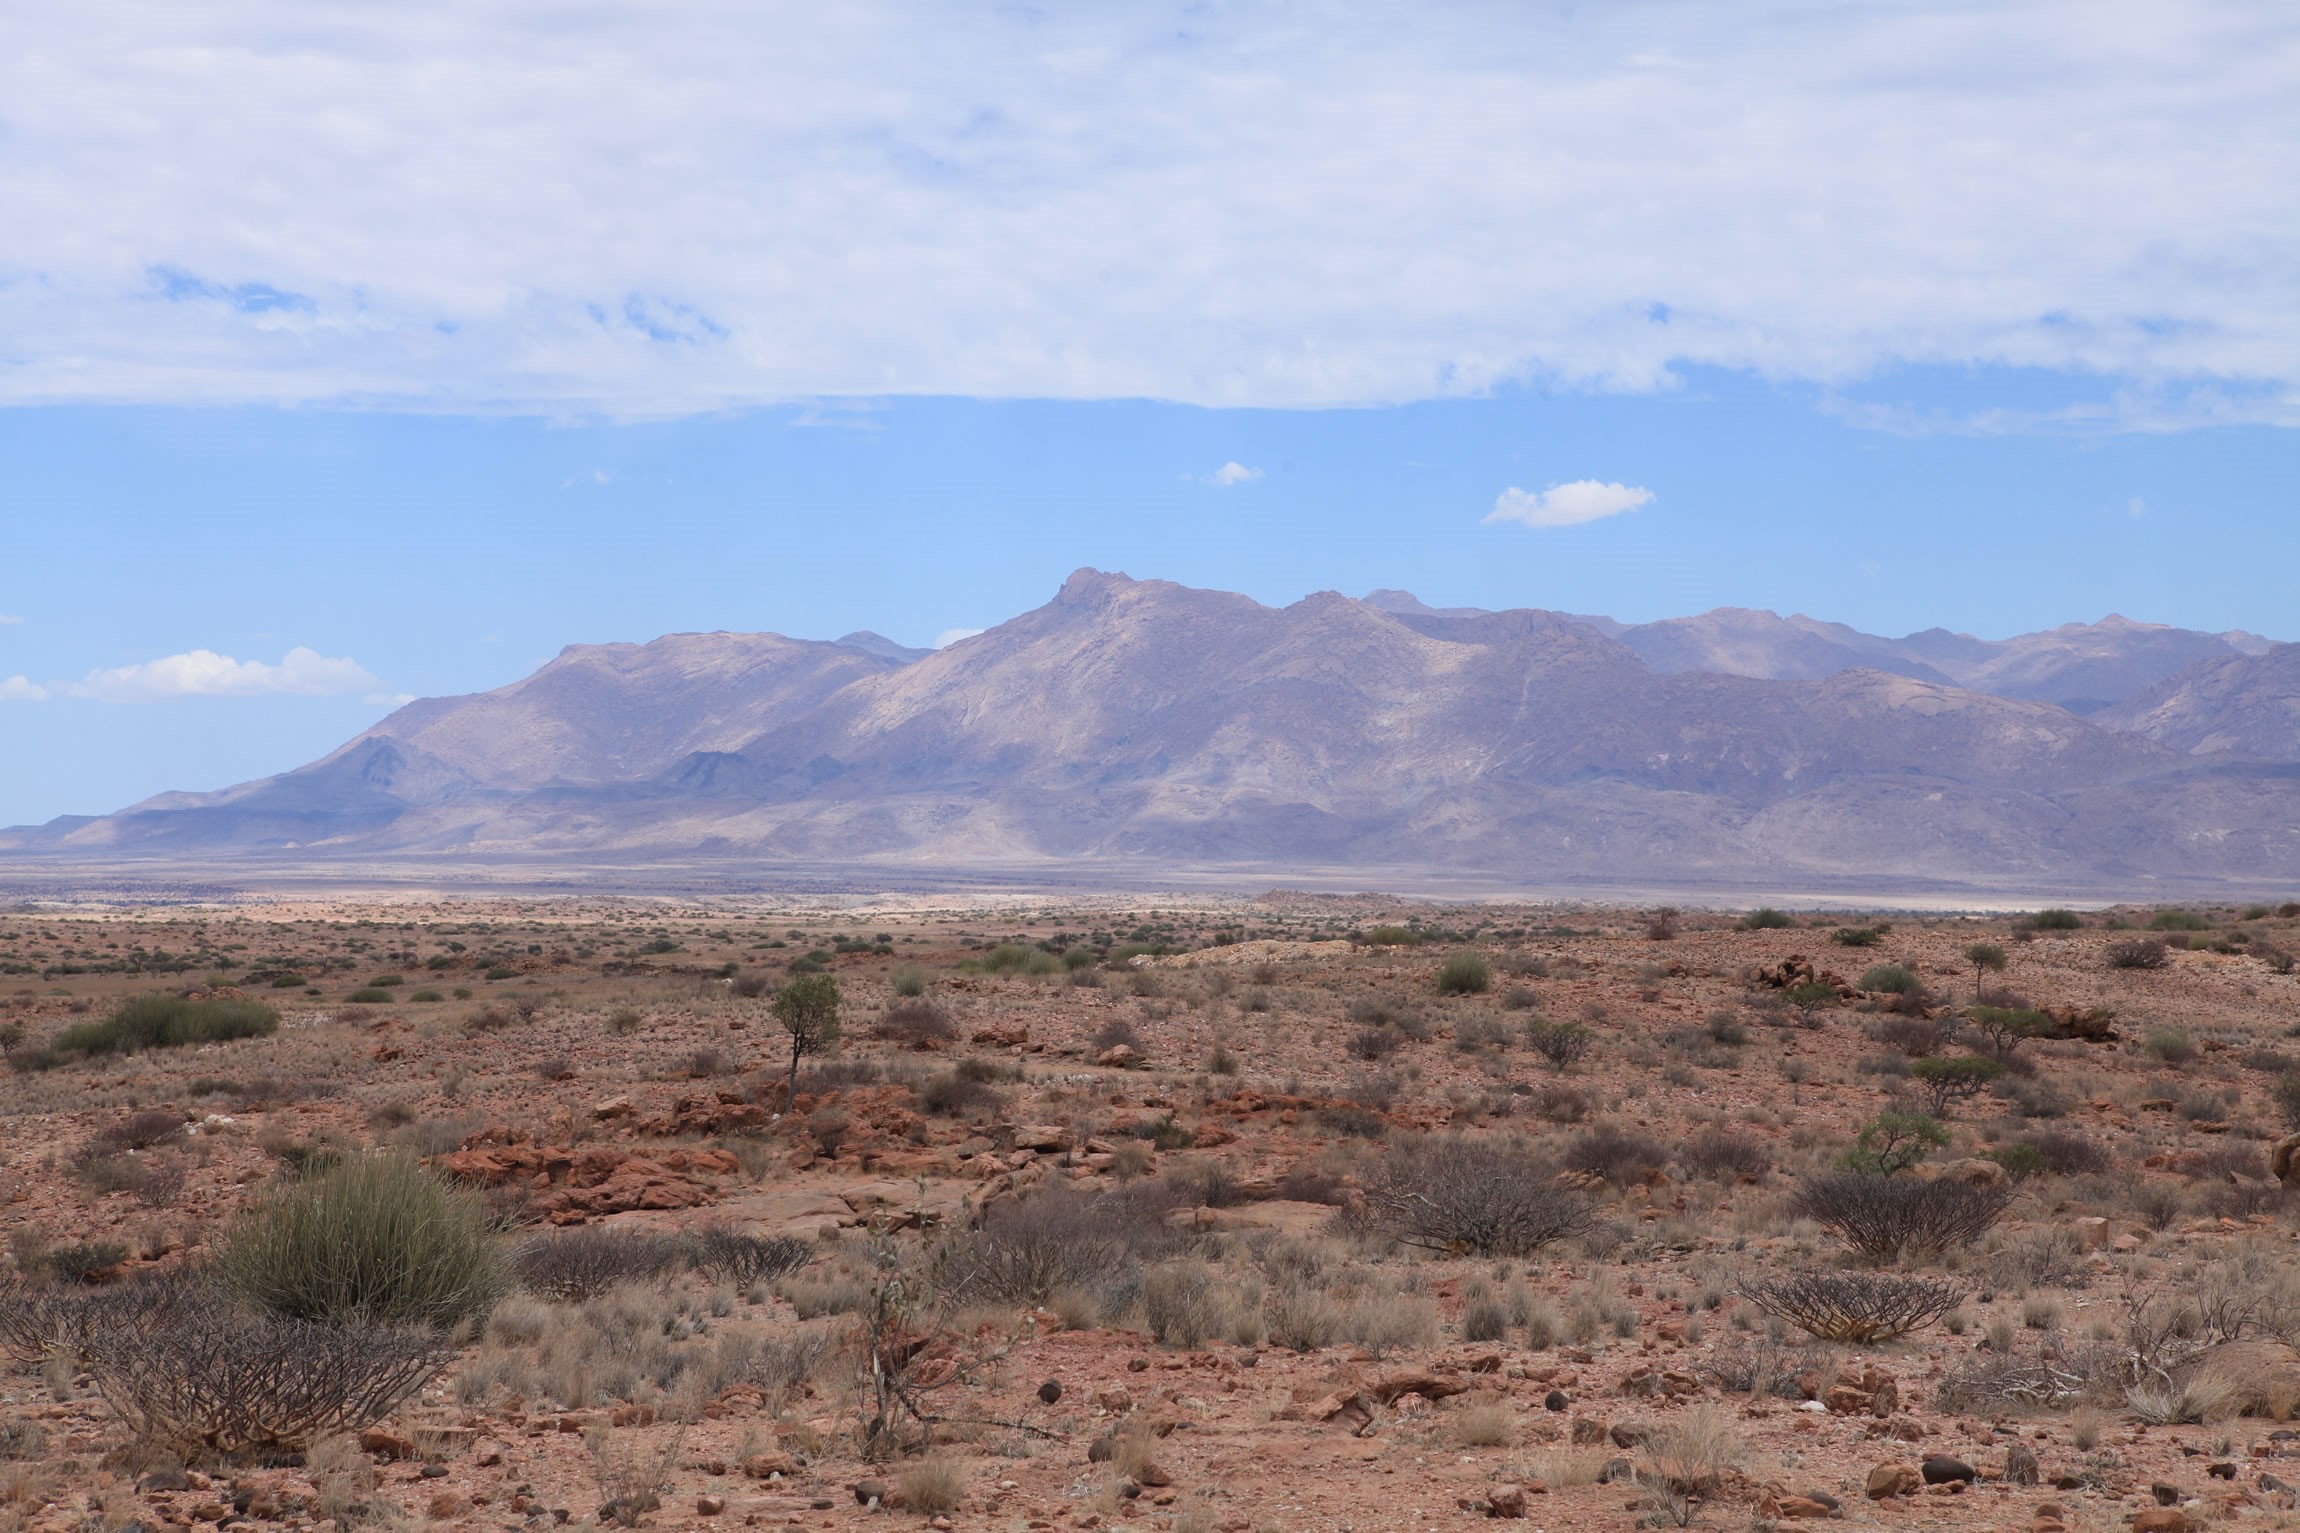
933 628 985 650
0 615 24 625
2129 496 2147 518
0 5 2290 421
1486 480 1653 529
64 646 385 701
1205 462 1262 486
0 675 47 702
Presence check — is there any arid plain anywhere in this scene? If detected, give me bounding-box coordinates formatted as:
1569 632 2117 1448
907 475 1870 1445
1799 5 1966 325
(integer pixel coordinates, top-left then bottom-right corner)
4 890 2300 1533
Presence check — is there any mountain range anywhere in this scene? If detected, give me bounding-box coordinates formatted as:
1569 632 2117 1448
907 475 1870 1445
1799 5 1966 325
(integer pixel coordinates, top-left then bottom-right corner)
7 571 2297 892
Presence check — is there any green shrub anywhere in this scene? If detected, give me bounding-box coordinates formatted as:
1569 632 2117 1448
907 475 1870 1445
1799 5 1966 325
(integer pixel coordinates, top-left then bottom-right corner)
1737 908 1796 930
2145 1027 2196 1065
2274 1072 2300 1131
216 1154 506 1330
2148 910 2212 932
344 988 393 1004
2027 909 2084 931
408 989 444 1003
890 965 928 997
1856 964 1923 996
1910 1055 2005 1116
1363 926 1420 947
1831 924 1888 948
366 974 405 988
51 994 279 1057
1435 954 1492 996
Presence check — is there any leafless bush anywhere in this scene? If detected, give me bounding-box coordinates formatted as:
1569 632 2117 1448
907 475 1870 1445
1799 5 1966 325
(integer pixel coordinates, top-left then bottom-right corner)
1523 1019 1592 1070
1872 1015 1945 1057
1737 1272 1965 1342
0 1276 191 1364
1360 1138 1595 1257
1635 1403 1743 1527
88 1110 187 1155
687 1227 812 1289
80 1292 453 1457
1937 1345 2114 1412
938 1187 1173 1306
1562 1123 1665 1184
2107 939 2171 971
1681 1130 1769 1181
876 1000 956 1047
514 1229 683 1302
1793 1173 2012 1261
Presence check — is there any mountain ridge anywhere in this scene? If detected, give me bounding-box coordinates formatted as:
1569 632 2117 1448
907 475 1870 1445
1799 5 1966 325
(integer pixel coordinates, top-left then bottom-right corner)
6 573 2295 889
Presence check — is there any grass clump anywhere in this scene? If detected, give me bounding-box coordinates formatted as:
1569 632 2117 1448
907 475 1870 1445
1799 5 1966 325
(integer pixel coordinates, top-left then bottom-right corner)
216 1153 506 1330
1435 953 1492 995
50 993 279 1057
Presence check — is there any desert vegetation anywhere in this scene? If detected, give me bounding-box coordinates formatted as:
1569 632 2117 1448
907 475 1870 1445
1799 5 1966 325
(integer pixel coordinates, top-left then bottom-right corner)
0 892 2296 1527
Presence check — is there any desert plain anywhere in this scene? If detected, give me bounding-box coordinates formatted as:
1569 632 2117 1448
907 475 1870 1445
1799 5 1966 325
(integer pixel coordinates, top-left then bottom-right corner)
3 889 2300 1533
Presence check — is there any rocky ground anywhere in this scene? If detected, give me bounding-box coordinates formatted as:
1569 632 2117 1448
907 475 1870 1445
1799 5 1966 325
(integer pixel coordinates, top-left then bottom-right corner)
3 891 2299 1533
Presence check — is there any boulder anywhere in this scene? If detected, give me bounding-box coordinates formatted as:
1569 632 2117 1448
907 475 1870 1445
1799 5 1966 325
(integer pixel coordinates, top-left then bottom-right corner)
1866 1464 1921 1500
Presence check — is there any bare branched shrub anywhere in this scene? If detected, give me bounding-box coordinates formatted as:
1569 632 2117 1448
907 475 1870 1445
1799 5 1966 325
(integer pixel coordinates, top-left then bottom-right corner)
1523 1020 1592 1070
1562 1123 1665 1184
1737 1272 1965 1342
875 1000 956 1047
80 1292 452 1458
0 1277 190 1366
938 1187 1172 1306
514 1229 683 1302
1360 1138 1595 1257
2107 939 2171 971
688 1227 812 1290
1681 1130 1769 1182
1792 1173 2011 1262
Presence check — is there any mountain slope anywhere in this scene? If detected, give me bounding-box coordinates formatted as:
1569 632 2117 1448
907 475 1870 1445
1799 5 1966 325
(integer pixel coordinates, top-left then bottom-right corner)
2096 644 2300 761
12 571 2295 888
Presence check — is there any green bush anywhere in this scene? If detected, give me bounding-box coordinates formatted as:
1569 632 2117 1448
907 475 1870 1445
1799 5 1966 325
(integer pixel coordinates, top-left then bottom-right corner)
1838 1111 1947 1175
1831 924 1888 948
344 988 394 1004
51 994 279 1057
1737 908 1796 930
2027 909 2084 931
1435 953 1492 996
1856 964 1923 996
2145 1027 2196 1065
1363 926 1420 947
2148 910 2213 932
408 989 444 1003
216 1154 506 1330
1910 1055 2005 1116
891 965 928 997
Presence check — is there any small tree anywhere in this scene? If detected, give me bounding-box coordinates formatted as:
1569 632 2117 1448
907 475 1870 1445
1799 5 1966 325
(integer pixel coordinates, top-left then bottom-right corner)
773 973 842 1108
1965 1004 2052 1059
1963 941 2007 994
1841 1111 1948 1175
1910 1055 2004 1117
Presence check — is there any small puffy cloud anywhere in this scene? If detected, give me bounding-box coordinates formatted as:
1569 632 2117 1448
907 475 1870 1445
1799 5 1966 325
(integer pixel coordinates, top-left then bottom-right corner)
0 614 23 625
1205 462 1263 486
0 675 47 702
65 646 384 701
1485 480 1654 530
934 627 985 650
2129 496 2146 518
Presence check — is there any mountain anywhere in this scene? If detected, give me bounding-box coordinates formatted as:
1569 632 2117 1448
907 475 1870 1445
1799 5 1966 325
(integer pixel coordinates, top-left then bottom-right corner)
1367 594 2273 715
7 571 2297 890
2096 644 2300 761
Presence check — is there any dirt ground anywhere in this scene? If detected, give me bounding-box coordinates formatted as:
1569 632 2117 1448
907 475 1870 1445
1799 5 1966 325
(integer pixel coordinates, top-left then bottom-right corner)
3 888 2299 1533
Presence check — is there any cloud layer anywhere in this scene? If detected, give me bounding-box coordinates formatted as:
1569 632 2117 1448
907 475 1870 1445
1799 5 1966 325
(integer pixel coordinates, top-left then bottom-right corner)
0 676 46 703
1487 481 1654 529
0 4 2294 421
61 648 384 702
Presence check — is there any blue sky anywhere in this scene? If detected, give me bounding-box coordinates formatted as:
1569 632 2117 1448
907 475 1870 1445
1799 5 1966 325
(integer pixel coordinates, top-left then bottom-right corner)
2 3 2297 827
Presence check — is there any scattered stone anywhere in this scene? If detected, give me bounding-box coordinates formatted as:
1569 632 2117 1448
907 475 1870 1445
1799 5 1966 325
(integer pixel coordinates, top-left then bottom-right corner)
1608 1420 1655 1449
1088 1437 1117 1464
1484 1485 1528 1519
2006 1443 2041 1486
696 1496 726 1516
138 1470 192 1493
851 1480 887 1507
1039 1378 1064 1405
358 1429 416 1461
1921 1456 1976 1485
2132 1509 2195 1533
1570 1416 1608 1445
1867 1464 1921 1500
1543 1390 1568 1412
2152 1484 2182 1506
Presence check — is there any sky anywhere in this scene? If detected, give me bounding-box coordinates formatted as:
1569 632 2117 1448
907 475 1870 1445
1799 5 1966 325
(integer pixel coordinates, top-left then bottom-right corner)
2 2 2297 827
